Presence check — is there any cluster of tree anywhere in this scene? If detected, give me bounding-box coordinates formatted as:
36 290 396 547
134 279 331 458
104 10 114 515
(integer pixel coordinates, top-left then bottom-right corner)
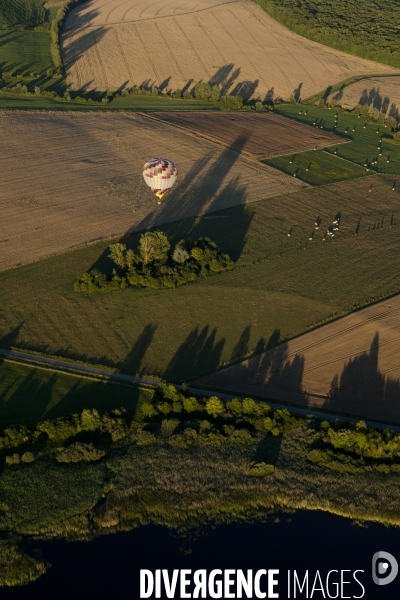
252 0 400 69
194 81 244 109
0 407 129 464
50 0 85 71
56 442 106 464
137 382 302 450
354 104 398 129
307 419 400 474
74 232 234 292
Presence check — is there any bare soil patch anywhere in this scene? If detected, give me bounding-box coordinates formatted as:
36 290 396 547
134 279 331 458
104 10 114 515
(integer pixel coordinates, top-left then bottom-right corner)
149 111 339 158
194 295 400 424
0 110 304 271
62 0 398 100
328 76 400 119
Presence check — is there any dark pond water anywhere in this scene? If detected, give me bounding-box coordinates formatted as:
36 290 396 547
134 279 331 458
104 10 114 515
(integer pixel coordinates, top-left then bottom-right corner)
3 510 400 600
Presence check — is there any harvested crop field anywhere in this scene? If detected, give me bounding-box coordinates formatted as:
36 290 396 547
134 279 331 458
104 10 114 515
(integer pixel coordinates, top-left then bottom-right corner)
0 110 304 271
327 76 400 117
194 295 400 424
148 111 339 158
62 0 398 99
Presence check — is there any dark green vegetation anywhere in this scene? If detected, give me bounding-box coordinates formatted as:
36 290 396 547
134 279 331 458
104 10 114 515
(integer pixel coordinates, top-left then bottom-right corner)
1 383 400 586
75 233 233 292
0 88 215 110
0 30 53 76
0 0 46 29
1 175 400 381
308 419 400 474
266 104 400 184
252 0 400 69
0 359 152 428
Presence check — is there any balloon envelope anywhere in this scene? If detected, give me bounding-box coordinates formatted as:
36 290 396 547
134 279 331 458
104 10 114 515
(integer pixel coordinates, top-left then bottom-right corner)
142 158 178 199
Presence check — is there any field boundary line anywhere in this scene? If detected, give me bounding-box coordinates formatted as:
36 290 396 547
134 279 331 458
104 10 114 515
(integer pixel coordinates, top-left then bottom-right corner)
64 0 240 29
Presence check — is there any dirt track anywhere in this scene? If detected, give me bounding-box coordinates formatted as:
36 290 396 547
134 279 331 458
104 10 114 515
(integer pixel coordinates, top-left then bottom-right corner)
327 76 400 119
149 111 339 158
194 296 400 424
0 110 304 271
62 0 398 100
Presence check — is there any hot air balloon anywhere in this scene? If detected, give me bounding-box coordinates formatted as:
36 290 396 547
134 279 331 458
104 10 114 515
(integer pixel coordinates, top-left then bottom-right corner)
142 158 178 203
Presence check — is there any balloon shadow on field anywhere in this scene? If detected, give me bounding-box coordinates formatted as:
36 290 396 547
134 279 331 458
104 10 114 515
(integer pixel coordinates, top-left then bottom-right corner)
89 131 254 271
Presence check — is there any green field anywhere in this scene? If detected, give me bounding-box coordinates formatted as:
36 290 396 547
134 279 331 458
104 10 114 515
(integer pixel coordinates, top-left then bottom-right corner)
0 360 152 427
269 105 400 183
0 90 216 110
0 0 46 28
0 31 53 76
265 149 370 185
1 175 399 382
252 0 400 69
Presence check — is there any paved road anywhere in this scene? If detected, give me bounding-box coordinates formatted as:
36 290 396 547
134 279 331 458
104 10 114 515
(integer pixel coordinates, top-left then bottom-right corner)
1 347 399 433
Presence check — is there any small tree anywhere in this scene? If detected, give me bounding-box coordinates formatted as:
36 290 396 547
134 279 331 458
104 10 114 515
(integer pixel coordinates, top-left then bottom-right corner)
172 243 189 264
139 231 170 264
194 82 212 101
34 85 41 95
108 243 127 268
210 85 221 104
205 396 224 418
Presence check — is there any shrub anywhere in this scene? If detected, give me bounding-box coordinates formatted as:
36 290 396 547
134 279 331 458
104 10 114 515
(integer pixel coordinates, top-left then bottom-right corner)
5 454 20 466
56 442 106 464
21 452 35 463
249 462 275 477
205 397 224 418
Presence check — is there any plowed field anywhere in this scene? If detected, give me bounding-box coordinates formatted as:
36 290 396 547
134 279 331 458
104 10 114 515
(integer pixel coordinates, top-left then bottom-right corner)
0 110 304 271
148 111 340 158
62 0 398 99
194 295 400 424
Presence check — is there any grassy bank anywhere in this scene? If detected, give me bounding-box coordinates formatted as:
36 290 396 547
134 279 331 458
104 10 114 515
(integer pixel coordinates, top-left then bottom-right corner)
0 360 152 427
1 386 400 586
0 90 216 111
1 175 400 381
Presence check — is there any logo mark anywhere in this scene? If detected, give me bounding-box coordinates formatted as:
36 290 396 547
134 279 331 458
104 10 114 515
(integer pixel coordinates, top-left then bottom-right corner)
372 551 398 585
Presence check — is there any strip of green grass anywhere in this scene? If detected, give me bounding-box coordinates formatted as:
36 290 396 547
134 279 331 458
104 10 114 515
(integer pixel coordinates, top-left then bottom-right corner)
0 360 152 427
264 149 370 185
1 176 400 382
0 30 53 75
274 104 400 177
0 90 216 111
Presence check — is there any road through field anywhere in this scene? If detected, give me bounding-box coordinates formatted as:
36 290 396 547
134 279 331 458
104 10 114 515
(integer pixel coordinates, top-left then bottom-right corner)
0 110 305 271
62 0 399 100
1 347 399 432
194 295 400 424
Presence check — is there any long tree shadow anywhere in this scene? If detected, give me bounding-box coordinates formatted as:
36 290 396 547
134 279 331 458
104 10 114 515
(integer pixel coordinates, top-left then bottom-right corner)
119 323 157 375
164 325 226 382
326 332 400 410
